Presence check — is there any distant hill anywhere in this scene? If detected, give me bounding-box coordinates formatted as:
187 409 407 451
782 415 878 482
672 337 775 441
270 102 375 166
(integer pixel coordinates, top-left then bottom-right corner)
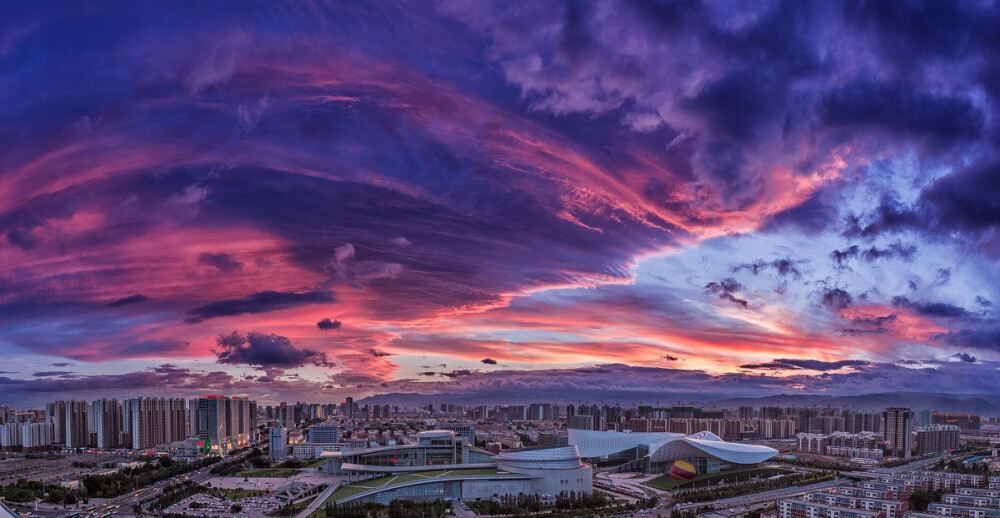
359 390 1000 415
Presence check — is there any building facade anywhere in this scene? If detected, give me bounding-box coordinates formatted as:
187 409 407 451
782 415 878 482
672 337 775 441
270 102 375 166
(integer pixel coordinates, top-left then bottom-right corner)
883 407 912 458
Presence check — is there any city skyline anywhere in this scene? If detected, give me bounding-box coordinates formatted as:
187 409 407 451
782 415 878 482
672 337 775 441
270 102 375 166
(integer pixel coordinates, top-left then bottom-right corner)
3 2 1000 406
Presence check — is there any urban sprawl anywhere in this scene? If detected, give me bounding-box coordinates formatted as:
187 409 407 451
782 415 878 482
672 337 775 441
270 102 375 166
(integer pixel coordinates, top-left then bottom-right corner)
0 399 998 518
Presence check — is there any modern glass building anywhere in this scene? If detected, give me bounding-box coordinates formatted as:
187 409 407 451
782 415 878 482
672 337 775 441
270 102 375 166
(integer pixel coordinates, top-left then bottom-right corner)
325 445 592 506
569 429 778 474
321 430 495 479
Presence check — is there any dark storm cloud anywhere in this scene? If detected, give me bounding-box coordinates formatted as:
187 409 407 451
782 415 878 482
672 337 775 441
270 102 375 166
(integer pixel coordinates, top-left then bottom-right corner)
936 327 1000 353
3 0 1000 396
920 159 1000 234
740 358 870 371
820 81 984 142
731 258 803 279
860 243 917 263
317 318 342 330
480 358 497 365
843 159 1000 253
891 296 969 319
843 314 898 334
32 371 76 377
762 196 838 235
185 290 335 324
197 252 244 273
704 278 748 309
369 349 392 358
951 352 977 363
830 246 860 267
6 229 39 250
440 369 475 378
843 196 925 239
821 288 853 311
215 331 334 369
107 294 150 307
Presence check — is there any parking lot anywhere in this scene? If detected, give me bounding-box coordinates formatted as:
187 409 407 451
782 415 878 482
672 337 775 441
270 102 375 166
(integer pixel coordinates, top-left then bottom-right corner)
164 493 280 518
0 453 136 485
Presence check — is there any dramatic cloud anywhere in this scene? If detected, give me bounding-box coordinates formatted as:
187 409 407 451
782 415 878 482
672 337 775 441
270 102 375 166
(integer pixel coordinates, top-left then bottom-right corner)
214 331 334 370
740 358 870 372
704 278 748 309
32 371 76 377
317 318 342 330
731 258 803 279
891 296 970 319
185 290 335 324
107 294 150 307
198 252 244 273
821 289 853 311
951 352 977 363
2 1 1000 404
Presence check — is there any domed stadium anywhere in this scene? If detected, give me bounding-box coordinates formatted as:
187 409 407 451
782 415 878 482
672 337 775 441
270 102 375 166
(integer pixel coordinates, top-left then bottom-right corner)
569 429 778 475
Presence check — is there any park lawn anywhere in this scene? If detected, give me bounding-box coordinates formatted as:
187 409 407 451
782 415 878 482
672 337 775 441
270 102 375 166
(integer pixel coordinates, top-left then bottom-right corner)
644 467 789 491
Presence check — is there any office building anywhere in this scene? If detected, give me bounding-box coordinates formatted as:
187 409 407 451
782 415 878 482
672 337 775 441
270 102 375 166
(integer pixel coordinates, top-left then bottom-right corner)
269 427 288 460
437 423 475 442
309 422 340 443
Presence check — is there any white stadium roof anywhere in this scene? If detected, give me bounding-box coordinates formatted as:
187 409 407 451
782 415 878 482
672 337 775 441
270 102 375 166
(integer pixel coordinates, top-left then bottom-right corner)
568 429 777 464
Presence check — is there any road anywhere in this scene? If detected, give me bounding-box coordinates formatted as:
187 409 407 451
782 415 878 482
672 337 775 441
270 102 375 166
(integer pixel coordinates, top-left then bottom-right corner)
674 476 849 512
293 481 340 518
883 453 948 473
48 451 253 518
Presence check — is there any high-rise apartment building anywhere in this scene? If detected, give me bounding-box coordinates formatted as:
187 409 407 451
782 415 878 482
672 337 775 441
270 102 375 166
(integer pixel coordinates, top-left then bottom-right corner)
124 397 187 449
21 421 54 451
64 400 89 449
567 414 595 431
194 396 256 453
45 401 66 444
931 414 981 432
91 398 123 449
883 407 912 458
916 424 960 456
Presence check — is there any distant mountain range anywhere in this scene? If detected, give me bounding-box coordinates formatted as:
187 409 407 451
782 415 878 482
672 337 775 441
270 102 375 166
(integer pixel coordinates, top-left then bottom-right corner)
360 390 1000 416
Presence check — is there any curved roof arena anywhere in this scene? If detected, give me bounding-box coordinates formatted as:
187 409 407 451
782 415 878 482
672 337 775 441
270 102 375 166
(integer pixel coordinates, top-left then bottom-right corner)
568 429 777 464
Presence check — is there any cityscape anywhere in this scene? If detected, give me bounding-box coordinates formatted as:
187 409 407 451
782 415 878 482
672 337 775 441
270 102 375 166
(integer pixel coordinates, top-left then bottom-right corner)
0 398 999 518
3 1 1000 518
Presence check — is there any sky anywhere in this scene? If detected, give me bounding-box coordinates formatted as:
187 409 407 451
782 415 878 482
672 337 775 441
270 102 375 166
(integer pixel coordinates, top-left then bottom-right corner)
2 1 1000 407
